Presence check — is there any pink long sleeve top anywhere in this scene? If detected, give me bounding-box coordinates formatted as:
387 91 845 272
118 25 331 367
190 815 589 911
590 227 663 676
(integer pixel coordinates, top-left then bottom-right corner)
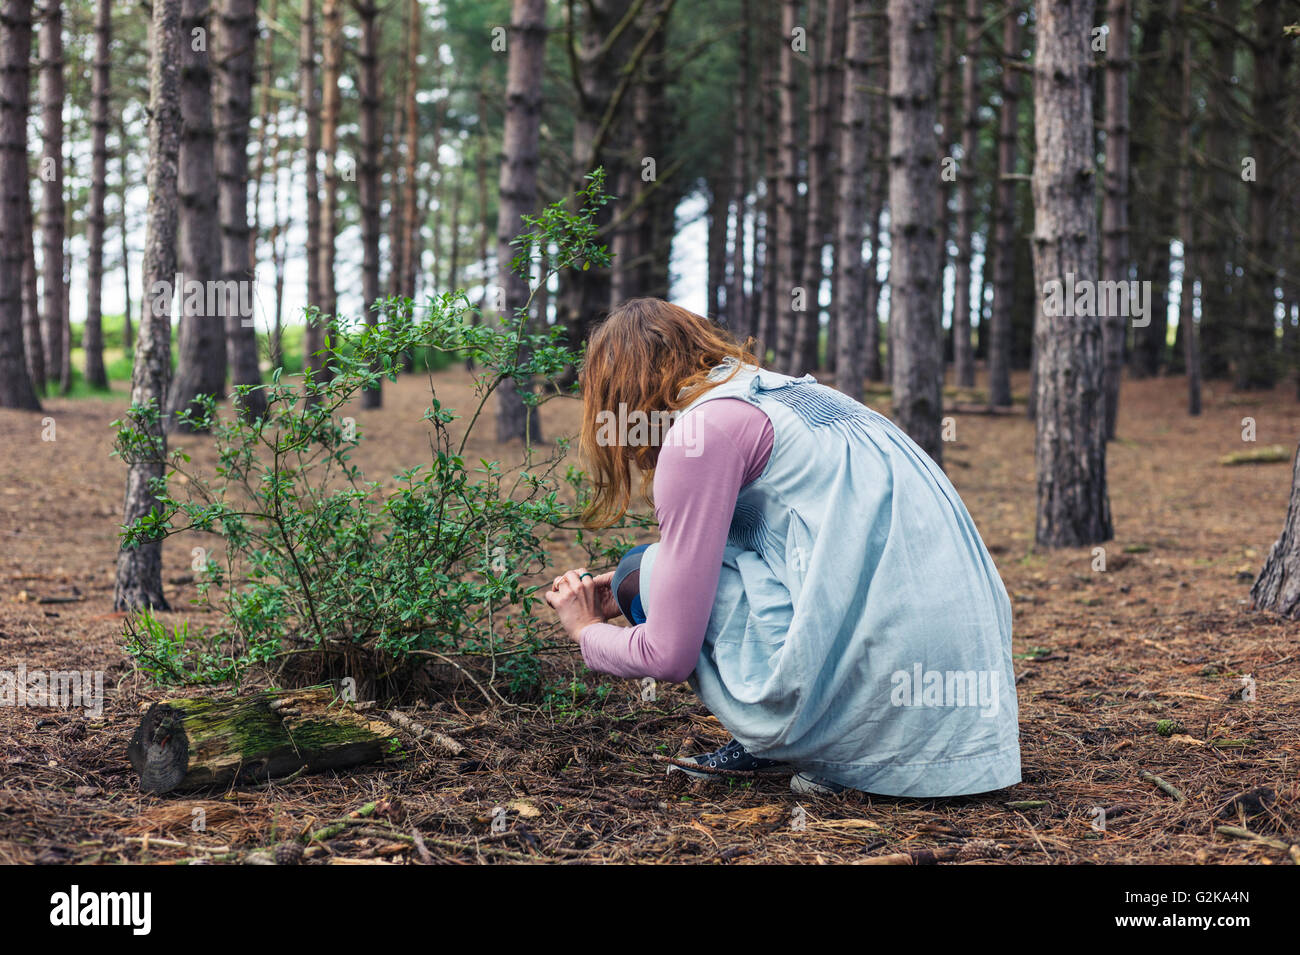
579 397 774 683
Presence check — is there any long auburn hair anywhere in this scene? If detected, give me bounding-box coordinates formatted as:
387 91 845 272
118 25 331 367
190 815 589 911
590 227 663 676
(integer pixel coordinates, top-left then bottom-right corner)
579 298 758 528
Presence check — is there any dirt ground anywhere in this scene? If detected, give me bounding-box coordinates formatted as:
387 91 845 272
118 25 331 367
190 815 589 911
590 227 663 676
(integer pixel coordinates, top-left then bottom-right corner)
1 366 1297 865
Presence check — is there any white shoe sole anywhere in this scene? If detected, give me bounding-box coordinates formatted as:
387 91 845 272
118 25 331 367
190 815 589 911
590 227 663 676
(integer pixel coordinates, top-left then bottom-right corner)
789 772 848 795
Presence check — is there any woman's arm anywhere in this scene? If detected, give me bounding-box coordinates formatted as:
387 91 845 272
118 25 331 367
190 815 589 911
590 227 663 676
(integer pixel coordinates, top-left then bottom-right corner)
579 398 772 683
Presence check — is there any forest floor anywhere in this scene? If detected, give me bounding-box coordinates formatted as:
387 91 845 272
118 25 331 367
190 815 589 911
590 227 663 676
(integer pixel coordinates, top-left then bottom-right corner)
1 366 1298 865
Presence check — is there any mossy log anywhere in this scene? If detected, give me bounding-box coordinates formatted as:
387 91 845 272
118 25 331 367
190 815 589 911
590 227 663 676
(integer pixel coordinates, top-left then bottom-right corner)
128 686 404 794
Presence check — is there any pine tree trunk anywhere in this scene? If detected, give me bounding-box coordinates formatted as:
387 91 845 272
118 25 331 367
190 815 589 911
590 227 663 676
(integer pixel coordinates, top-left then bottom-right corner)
118 141 133 351
386 82 407 304
356 0 383 409
317 0 342 382
22 171 44 395
758 16 780 361
1198 0 1236 381
299 0 323 369
1099 0 1130 438
1128 3 1172 380
864 10 887 383
82 0 111 391
447 170 462 292
795 0 836 375
987 0 1020 408
951 0 979 389
1031 0 1112 548
822 0 847 375
728 6 751 342
1238 0 1284 390
555 0 643 378
887 0 944 464
834 0 872 402
934 0 954 352
399 0 421 300
707 173 728 321
0 0 41 410
249 0 276 269
215 0 267 419
494 0 546 442
773 0 802 374
1175 1 1199 415
167 0 227 430
39 0 65 393
1251 445 1300 618
114 0 183 611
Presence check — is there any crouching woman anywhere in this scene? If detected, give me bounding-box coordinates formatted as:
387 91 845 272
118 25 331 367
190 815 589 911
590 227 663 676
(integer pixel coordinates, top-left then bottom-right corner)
545 298 1020 798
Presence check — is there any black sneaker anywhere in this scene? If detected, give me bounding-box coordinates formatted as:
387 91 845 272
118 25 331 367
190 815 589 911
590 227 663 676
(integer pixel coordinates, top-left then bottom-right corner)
667 738 791 780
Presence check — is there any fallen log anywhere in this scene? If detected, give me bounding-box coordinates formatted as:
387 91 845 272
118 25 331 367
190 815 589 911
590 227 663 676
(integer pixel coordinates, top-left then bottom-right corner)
128 686 405 794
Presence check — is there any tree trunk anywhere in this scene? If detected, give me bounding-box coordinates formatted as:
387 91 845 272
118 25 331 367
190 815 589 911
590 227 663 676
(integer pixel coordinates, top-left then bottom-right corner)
118 137 134 351
114 0 182 611
129 687 402 794
249 0 276 269
39 0 65 393
822 0 848 375
728 7 751 342
0 0 40 410
1030 0 1112 548
299 0 323 368
215 0 267 419
447 169 463 293
833 0 872 402
83 0 111 391
987 0 1020 408
707 173 728 320
864 10 887 384
1127 2 1171 380
1099 0 1130 438
795 0 838 375
465 82 489 371
22 171 44 395
317 0 342 380
887 0 944 464
757 12 779 362
1198 0 1237 381
399 0 421 300
1251 445 1300 618
951 0 980 389
356 0 383 408
934 0 954 354
494 0 547 442
1175 1 1199 415
386 74 407 303
555 0 650 375
773 0 802 374
167 0 227 430
1237 0 1284 390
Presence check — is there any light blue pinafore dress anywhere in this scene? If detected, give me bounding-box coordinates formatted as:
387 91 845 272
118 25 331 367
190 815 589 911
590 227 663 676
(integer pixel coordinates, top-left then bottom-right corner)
639 360 1021 797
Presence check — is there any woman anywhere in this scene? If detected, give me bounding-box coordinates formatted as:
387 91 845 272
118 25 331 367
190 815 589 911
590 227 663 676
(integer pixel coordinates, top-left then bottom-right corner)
545 298 1020 798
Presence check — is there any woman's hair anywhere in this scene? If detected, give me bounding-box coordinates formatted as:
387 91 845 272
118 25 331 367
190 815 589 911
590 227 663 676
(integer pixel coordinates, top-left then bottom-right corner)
579 298 758 528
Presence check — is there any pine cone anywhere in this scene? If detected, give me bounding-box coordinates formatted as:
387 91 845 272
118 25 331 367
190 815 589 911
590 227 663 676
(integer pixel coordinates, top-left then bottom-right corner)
273 841 304 866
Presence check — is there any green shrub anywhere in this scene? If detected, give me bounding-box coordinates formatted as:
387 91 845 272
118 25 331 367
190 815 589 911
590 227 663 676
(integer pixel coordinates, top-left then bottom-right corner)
116 172 648 699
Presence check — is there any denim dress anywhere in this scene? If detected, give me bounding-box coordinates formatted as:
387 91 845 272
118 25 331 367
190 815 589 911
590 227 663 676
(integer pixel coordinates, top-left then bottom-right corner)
639 360 1021 797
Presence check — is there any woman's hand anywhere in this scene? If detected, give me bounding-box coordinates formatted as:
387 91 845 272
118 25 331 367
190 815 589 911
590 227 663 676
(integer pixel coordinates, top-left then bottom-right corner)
591 570 620 620
544 568 609 642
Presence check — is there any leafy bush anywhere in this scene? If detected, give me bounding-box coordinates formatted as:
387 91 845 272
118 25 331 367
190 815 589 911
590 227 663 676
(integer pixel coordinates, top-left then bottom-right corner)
116 172 647 700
